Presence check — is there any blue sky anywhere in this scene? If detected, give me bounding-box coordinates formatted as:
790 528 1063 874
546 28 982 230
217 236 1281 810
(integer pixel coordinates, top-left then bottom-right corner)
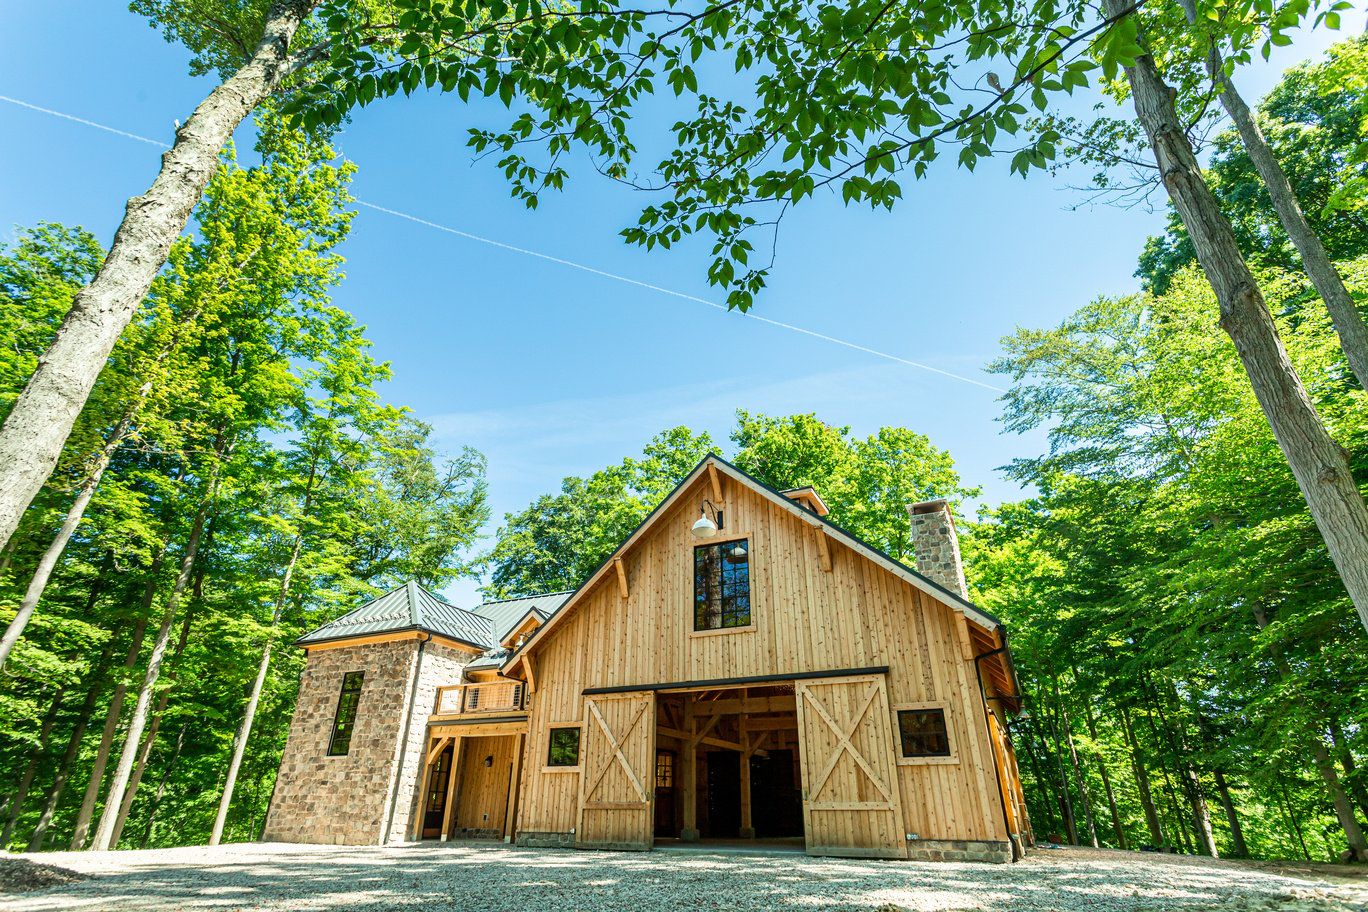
0 5 1358 606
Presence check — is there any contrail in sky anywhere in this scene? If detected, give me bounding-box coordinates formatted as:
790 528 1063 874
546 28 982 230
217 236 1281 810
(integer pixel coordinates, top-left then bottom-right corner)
0 93 1007 394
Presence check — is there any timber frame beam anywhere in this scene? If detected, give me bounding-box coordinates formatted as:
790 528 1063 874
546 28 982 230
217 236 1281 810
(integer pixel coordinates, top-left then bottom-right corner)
583 666 889 696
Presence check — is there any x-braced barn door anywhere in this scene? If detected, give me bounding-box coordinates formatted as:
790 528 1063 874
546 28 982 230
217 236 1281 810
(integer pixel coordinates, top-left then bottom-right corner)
795 674 908 859
577 693 656 850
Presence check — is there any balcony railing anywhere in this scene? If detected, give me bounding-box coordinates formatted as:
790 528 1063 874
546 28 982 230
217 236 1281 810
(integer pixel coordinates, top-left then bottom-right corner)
434 681 528 716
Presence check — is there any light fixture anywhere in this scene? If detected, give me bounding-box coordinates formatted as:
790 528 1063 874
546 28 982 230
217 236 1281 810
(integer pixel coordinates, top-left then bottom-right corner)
691 499 722 539
725 542 748 564
484 755 494 767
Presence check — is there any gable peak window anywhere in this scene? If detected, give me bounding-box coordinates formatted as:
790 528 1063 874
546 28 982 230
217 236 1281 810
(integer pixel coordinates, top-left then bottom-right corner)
327 671 365 756
694 538 751 630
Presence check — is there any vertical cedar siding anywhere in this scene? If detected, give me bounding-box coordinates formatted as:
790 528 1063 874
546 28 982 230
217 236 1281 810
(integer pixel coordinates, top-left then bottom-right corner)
515 471 1009 845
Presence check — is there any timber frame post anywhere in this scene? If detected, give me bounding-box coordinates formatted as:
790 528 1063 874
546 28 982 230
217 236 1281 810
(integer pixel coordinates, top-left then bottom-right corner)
681 700 700 841
440 736 464 840
738 711 755 838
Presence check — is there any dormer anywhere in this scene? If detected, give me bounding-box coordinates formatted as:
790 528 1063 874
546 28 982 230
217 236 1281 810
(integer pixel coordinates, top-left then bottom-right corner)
780 485 830 516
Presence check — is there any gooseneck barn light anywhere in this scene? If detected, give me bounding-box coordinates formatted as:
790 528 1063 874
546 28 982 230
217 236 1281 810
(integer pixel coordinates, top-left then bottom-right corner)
691 499 722 538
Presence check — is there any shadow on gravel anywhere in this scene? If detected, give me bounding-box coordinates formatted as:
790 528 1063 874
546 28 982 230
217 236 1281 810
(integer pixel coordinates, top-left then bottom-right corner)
1 842 1363 912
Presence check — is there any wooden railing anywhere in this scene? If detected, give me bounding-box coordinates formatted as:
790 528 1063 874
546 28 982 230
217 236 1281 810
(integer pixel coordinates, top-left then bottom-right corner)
434 681 528 716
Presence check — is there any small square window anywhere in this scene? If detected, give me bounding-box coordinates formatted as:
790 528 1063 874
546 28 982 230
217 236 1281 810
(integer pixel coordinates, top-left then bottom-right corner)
897 708 950 758
327 671 365 757
547 726 580 767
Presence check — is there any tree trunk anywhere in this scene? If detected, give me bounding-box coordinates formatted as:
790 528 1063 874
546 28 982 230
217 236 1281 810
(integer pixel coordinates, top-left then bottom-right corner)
1103 0 1368 637
1060 705 1100 848
1022 728 1060 836
140 724 187 849
1277 780 1314 861
26 640 116 852
0 412 135 670
1173 0 1368 389
1081 700 1127 849
1253 605 1368 860
89 457 220 852
70 612 154 849
1212 770 1248 858
1120 703 1165 847
110 610 194 846
0 279 220 674
211 458 318 845
1 688 65 846
0 0 317 553
1045 702 1079 844
1328 717 1368 823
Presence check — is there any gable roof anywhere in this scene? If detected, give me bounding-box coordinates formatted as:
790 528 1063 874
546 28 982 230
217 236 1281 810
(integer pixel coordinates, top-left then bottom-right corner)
505 453 1007 679
471 591 572 644
296 580 494 650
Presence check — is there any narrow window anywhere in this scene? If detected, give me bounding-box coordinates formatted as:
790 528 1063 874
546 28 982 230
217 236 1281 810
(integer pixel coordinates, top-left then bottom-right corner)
327 671 365 756
694 539 751 630
897 708 951 758
655 750 675 790
547 727 580 766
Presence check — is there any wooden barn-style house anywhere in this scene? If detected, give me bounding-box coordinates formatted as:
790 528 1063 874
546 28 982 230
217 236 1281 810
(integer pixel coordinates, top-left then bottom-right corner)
263 455 1033 861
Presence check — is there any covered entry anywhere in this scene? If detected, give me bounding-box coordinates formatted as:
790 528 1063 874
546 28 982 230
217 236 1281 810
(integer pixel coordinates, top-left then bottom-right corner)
654 684 804 845
415 721 527 841
795 673 907 858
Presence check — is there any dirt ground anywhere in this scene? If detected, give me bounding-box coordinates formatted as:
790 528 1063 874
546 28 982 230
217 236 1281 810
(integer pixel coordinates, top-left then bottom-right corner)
0 841 1365 912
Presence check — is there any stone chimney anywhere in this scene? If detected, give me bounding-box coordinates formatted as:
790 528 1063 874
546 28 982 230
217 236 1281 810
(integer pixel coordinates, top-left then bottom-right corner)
907 499 968 599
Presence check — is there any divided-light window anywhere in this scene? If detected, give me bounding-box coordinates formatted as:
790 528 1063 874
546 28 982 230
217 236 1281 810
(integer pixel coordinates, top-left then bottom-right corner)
694 539 751 630
655 750 675 790
547 726 580 767
897 708 951 758
327 671 365 756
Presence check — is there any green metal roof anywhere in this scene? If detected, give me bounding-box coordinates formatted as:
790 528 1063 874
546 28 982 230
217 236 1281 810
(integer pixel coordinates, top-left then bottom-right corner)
296 580 495 649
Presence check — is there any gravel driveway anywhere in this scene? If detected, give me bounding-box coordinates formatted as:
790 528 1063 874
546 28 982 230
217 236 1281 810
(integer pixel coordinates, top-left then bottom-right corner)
1 841 1365 912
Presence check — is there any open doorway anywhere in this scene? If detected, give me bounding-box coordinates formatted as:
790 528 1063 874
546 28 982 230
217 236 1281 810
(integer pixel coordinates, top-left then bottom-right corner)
654 685 804 846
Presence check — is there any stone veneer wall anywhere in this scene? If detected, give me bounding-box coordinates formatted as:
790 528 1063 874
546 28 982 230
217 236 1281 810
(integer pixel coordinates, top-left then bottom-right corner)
263 639 418 845
263 637 474 846
907 500 969 599
391 642 470 841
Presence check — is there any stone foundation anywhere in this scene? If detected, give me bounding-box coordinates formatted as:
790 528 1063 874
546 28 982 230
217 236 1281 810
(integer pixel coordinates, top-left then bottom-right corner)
905 839 1013 863
517 831 576 848
448 827 502 840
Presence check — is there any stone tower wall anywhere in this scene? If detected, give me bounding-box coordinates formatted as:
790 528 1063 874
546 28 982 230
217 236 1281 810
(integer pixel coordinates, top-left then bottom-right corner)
391 642 471 842
263 639 418 845
263 637 474 846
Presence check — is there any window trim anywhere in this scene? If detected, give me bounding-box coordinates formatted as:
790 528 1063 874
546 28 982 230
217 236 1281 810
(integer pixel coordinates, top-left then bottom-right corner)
690 532 755 637
542 723 582 772
326 670 365 757
891 701 958 766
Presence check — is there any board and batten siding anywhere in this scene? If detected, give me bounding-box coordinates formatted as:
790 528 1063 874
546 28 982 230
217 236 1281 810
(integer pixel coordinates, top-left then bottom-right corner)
514 471 1009 848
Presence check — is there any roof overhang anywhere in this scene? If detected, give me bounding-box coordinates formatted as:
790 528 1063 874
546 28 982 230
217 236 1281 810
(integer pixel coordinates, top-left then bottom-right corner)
297 627 486 655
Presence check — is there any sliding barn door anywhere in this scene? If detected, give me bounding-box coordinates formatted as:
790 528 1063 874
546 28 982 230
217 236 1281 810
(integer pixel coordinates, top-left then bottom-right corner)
795 674 908 858
577 693 656 850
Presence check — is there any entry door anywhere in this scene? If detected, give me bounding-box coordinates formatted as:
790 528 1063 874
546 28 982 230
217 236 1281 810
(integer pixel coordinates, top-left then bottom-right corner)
577 693 656 850
795 674 908 858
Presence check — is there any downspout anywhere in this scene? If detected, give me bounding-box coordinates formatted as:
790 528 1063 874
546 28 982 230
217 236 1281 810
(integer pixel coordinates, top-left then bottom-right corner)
384 632 430 845
974 642 1021 861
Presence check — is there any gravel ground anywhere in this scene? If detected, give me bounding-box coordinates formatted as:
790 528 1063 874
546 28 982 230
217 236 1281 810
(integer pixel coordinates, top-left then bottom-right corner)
0 841 1365 912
